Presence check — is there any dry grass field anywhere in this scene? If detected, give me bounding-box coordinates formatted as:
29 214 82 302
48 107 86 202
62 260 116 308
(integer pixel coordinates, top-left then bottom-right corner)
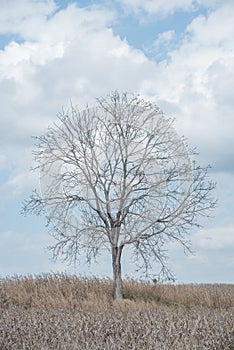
0 274 233 349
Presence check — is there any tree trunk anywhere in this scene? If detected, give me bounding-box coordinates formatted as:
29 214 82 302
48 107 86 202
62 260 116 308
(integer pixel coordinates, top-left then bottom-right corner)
112 245 123 301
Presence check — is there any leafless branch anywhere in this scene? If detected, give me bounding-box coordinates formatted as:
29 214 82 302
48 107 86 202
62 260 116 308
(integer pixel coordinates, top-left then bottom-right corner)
23 91 216 297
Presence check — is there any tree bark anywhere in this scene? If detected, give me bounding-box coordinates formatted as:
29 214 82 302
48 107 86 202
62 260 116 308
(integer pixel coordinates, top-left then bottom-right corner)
112 245 124 301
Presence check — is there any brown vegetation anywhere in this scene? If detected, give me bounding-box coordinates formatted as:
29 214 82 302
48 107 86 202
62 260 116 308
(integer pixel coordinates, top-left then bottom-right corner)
0 274 233 349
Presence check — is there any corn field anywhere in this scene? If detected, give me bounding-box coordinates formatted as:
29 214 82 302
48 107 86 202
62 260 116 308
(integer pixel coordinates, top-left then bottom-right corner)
0 274 233 349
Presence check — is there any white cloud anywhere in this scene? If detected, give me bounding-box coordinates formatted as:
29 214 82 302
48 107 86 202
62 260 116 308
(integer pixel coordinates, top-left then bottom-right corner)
206 57 234 107
154 30 175 47
164 222 234 283
3 169 39 198
0 0 56 36
116 0 222 16
0 1 156 198
186 2 234 48
0 0 233 205
194 226 234 250
139 2 234 174
118 0 193 15
0 154 8 170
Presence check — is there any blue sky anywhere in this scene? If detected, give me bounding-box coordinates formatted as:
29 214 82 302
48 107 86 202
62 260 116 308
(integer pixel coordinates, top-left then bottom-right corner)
0 0 234 283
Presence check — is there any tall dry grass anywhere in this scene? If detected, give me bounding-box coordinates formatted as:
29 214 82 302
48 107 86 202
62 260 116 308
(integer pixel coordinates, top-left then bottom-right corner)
0 274 233 349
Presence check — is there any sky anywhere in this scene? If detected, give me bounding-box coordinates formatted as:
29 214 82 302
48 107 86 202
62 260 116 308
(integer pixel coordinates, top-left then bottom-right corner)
0 0 233 283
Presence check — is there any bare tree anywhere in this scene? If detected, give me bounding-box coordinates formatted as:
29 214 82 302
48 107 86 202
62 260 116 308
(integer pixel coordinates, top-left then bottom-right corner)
23 91 216 300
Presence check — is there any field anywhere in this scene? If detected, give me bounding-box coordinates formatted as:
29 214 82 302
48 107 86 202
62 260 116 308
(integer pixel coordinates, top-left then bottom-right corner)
0 274 233 349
